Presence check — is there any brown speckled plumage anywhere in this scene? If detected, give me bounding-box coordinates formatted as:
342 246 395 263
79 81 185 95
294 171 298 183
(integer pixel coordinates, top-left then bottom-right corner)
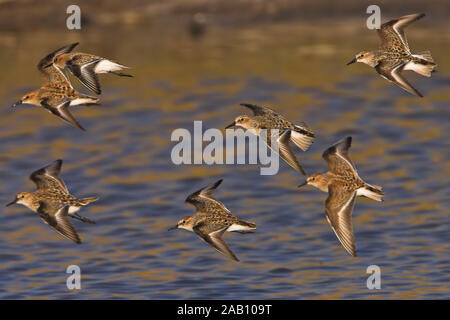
6 160 98 243
171 179 256 262
348 13 436 97
12 43 99 130
53 50 132 95
226 103 315 175
299 137 384 257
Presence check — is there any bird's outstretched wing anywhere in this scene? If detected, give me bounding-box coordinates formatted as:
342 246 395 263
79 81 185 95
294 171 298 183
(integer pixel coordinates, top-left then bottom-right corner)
377 13 425 54
29 159 69 193
322 136 358 177
37 202 82 244
375 60 423 97
259 129 306 175
41 98 86 131
274 129 306 175
325 185 357 257
290 124 315 152
68 59 102 95
240 103 277 116
37 43 79 86
193 224 239 261
185 179 231 215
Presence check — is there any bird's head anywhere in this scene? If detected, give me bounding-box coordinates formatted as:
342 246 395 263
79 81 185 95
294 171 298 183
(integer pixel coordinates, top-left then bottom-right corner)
12 90 40 108
225 115 252 129
6 191 33 207
298 173 329 192
347 51 378 67
168 216 193 231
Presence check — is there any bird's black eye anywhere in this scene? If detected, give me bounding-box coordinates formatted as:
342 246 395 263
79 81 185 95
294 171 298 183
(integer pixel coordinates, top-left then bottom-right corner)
21 195 25 198
311 177 315 181
25 96 29 99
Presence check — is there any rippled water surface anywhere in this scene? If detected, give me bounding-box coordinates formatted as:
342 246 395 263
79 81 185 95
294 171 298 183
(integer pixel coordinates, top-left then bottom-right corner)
0 22 449 299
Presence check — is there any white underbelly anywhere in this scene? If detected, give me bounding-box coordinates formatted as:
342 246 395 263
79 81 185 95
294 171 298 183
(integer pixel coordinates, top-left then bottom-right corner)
68 206 81 214
94 60 125 73
70 98 97 106
227 223 253 232
356 187 368 197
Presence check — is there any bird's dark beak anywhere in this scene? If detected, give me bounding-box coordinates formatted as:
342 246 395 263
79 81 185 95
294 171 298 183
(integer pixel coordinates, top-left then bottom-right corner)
297 181 308 188
225 121 235 129
6 197 18 207
11 100 22 108
346 58 357 66
168 225 178 231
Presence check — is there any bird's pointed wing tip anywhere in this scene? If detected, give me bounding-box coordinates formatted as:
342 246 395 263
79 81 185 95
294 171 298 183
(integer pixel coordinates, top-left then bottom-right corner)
205 179 223 193
345 136 352 146
276 131 306 175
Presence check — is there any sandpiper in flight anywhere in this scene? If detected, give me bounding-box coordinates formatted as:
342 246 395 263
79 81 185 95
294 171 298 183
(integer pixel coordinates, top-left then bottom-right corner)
298 137 384 257
169 179 256 262
225 103 315 175
11 43 99 131
347 13 436 97
51 43 132 95
6 159 98 244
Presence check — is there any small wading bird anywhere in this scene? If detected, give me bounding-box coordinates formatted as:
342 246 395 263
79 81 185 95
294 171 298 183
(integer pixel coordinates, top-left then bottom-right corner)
226 103 315 175
347 13 436 97
11 43 99 130
298 137 384 257
51 42 132 95
169 179 256 262
6 160 98 244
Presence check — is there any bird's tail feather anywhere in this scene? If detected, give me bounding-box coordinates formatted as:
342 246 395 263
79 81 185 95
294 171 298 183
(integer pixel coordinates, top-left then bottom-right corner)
416 51 435 64
239 220 256 229
407 52 437 77
79 197 99 206
360 185 384 202
229 220 256 233
291 129 315 151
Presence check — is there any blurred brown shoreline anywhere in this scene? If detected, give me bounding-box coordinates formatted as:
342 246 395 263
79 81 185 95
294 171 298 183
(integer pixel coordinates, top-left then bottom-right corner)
1 0 449 32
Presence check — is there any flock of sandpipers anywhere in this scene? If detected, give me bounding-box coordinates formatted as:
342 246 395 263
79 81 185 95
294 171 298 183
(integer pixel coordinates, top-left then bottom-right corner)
6 13 436 260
